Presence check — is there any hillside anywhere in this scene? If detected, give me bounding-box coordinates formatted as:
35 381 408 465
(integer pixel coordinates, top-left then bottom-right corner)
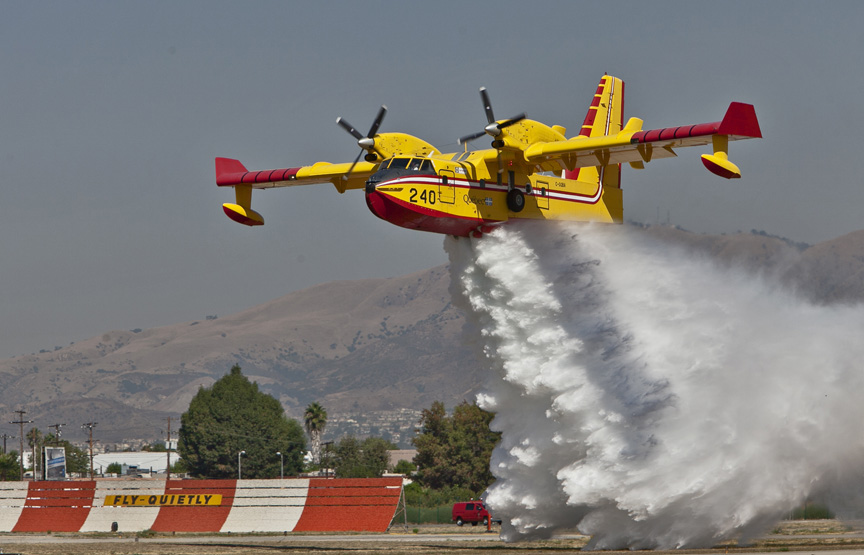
3 225 864 444
0 265 486 443
639 225 864 304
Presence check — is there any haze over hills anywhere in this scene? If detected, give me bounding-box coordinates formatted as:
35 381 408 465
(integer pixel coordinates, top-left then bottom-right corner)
2 224 864 445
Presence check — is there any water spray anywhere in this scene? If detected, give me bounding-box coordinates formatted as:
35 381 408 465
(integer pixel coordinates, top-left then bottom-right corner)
446 221 864 549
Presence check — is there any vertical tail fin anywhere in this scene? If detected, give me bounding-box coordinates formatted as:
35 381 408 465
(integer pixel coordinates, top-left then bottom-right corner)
564 74 625 188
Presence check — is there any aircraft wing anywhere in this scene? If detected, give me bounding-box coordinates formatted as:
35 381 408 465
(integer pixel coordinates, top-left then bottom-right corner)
215 130 443 226
214 157 377 226
215 157 375 194
523 102 762 178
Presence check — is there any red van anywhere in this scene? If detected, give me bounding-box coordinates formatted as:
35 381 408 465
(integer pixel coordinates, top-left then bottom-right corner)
451 501 490 526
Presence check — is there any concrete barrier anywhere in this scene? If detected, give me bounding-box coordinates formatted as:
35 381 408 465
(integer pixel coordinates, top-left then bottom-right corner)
0 477 402 533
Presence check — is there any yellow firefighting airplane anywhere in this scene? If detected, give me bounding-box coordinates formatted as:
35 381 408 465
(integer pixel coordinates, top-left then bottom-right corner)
215 75 761 238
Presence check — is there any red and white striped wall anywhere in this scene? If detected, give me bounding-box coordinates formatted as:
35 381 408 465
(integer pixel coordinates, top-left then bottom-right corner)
0 477 402 533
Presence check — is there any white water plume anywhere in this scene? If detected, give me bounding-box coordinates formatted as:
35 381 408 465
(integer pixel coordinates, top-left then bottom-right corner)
445 221 864 549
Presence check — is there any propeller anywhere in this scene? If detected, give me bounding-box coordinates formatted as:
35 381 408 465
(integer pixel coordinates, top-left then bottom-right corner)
457 87 526 146
457 88 526 187
336 105 387 181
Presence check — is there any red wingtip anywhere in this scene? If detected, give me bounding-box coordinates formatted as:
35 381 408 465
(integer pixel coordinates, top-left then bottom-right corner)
215 157 249 186
718 103 762 138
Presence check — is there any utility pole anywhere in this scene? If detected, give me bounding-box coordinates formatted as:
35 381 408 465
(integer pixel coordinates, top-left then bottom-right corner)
1 433 14 455
164 416 172 480
81 422 97 479
48 423 65 445
11 410 33 480
31 431 37 480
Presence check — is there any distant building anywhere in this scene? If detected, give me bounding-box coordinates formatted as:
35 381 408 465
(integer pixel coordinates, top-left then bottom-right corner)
92 451 181 475
388 449 416 468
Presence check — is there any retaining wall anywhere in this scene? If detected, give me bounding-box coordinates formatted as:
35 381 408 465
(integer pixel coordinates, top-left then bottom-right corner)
0 477 402 533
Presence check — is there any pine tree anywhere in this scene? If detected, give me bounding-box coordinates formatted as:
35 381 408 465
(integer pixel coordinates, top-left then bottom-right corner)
178 365 306 478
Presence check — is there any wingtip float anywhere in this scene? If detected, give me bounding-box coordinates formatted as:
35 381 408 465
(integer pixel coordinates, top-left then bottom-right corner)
215 75 761 237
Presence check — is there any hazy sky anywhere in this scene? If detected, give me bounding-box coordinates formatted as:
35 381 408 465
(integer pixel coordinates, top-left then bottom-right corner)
2 1 862 358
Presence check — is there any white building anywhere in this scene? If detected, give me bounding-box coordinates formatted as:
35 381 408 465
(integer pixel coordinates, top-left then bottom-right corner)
92 451 182 475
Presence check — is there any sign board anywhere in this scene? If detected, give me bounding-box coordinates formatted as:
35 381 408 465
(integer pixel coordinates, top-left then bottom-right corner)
44 447 66 480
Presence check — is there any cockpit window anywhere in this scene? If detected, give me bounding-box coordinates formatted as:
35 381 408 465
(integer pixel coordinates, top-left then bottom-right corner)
376 157 433 172
367 157 434 190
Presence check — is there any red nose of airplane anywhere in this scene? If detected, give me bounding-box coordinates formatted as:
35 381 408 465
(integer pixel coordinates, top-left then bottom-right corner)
365 190 388 221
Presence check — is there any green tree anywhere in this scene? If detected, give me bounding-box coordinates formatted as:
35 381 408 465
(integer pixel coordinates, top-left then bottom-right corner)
333 436 394 478
304 402 327 464
392 459 416 475
178 365 306 479
105 462 122 475
170 458 188 474
412 401 500 492
412 401 453 488
403 482 478 508
0 451 20 481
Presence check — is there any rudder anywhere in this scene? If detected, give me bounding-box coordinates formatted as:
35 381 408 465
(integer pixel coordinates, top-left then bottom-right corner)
564 74 625 189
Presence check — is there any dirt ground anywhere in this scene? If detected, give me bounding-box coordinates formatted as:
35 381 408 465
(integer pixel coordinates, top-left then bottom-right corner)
1 520 863 555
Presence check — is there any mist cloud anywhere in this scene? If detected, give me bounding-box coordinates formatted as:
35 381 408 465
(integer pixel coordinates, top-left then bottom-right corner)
446 221 864 549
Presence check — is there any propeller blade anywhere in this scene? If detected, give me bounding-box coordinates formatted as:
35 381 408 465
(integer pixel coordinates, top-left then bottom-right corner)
342 149 364 182
366 105 388 138
498 113 527 129
458 130 487 145
337 117 364 141
458 88 525 148
480 87 495 124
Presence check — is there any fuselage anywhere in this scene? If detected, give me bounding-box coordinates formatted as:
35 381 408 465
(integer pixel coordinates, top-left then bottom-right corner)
364 155 622 237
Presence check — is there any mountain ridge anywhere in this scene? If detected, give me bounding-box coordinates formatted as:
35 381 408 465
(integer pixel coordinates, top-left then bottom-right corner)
4 224 863 444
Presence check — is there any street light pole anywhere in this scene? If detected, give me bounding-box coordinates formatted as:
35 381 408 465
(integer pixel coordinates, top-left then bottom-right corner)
276 451 283 479
238 450 245 480
321 441 333 478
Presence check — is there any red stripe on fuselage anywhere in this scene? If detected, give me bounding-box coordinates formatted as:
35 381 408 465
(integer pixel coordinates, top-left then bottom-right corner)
366 176 604 236
378 176 602 203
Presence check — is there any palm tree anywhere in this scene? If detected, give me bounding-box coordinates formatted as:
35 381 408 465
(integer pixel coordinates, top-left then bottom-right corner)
304 402 327 465
26 427 42 478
